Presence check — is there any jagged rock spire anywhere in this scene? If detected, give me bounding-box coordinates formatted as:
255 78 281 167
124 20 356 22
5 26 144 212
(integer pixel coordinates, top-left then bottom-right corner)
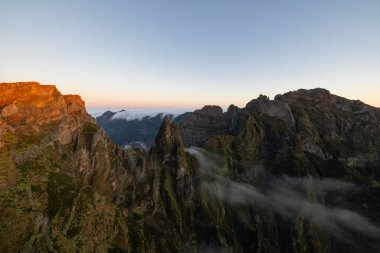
155 116 187 168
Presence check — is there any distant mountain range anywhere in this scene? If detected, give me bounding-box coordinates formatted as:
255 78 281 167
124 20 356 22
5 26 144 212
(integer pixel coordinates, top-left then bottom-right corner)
95 109 191 148
1 82 380 252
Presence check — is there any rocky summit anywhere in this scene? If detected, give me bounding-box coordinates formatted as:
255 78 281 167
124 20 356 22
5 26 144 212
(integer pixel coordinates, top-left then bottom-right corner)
1 82 380 253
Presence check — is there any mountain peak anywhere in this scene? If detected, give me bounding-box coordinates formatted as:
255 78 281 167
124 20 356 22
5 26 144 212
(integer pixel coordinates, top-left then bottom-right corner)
198 105 224 115
245 94 295 127
275 88 332 104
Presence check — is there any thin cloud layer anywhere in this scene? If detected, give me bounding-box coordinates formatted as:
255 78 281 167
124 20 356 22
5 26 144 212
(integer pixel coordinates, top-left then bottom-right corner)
111 109 189 121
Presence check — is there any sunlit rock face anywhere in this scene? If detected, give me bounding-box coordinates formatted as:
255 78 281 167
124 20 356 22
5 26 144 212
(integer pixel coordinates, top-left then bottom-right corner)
0 82 92 146
0 83 81 126
1 82 66 126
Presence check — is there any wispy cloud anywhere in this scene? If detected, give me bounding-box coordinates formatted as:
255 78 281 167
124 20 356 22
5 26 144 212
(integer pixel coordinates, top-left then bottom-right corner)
186 147 380 248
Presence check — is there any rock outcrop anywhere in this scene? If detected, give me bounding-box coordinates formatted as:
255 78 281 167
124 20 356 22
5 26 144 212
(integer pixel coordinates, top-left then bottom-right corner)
245 94 296 128
0 82 92 146
0 82 87 128
179 105 228 146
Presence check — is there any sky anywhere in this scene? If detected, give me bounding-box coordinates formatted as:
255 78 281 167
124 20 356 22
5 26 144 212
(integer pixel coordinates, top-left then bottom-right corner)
0 0 379 109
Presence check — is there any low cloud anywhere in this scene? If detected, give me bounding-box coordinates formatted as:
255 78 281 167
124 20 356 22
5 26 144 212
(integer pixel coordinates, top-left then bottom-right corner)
111 109 189 121
186 147 380 247
124 141 149 151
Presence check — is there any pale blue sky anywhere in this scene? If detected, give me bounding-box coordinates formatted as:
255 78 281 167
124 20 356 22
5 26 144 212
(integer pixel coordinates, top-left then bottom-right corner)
1 0 379 108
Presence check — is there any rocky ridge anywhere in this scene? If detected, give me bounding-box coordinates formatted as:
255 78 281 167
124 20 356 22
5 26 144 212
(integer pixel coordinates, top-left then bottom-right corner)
0 83 380 253
179 88 380 174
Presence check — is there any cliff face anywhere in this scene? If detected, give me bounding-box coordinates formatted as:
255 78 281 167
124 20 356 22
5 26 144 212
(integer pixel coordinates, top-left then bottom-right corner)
0 82 90 148
0 82 130 252
275 88 380 165
1 83 380 253
0 82 86 128
0 83 92 191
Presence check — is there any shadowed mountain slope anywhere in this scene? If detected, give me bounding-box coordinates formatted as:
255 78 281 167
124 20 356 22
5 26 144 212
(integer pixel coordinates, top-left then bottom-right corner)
0 82 379 253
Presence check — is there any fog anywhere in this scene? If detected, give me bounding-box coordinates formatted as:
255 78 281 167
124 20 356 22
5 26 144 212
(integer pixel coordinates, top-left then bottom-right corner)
186 147 380 245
